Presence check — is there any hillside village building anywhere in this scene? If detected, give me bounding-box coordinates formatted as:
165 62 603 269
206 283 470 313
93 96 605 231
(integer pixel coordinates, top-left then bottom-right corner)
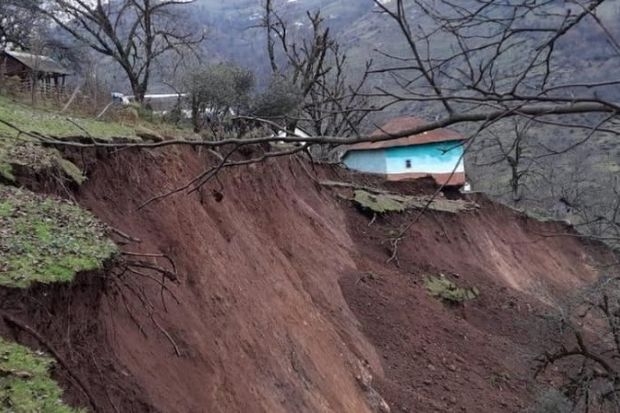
342 116 466 186
0 50 71 94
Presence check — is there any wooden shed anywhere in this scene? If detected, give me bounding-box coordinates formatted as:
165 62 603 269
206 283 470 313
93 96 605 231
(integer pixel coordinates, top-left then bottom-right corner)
0 50 71 95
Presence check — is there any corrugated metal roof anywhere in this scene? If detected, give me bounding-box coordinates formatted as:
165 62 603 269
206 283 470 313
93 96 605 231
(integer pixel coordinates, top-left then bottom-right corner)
347 116 463 151
3 50 72 75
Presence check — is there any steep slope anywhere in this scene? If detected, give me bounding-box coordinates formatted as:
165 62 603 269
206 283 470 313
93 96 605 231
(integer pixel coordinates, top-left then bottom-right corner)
340 194 612 412
0 147 615 412
77 150 385 413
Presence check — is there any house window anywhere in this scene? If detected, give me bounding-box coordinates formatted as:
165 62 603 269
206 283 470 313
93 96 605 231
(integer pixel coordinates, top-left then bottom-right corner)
405 159 412 169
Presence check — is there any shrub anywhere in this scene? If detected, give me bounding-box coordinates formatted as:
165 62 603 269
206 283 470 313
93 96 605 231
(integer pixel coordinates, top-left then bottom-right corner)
529 389 572 413
424 275 479 304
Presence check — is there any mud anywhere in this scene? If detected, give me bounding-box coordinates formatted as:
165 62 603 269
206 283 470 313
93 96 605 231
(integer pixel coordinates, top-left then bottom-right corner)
0 148 614 412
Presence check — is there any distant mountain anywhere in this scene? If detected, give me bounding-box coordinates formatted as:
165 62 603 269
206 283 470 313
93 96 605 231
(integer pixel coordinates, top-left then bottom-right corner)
191 0 620 101
188 0 620 245
189 0 375 86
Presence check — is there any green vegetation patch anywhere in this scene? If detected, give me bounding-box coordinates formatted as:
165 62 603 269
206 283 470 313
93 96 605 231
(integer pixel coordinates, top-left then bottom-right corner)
424 275 480 304
353 190 409 213
0 138 85 184
0 185 117 288
407 195 479 214
352 189 478 215
0 95 137 141
0 338 80 413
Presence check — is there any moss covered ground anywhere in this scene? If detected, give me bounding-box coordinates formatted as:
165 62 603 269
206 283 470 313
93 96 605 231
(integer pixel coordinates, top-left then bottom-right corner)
0 185 117 288
0 338 81 413
424 275 480 303
0 138 85 184
352 189 478 214
0 95 126 411
0 95 145 184
353 189 409 213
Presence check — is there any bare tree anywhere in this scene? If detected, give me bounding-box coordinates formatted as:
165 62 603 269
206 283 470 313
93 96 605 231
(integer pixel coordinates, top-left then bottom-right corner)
367 0 619 119
535 275 620 412
261 0 373 139
26 0 204 102
552 175 620 249
472 119 545 203
3 0 620 222
359 0 620 254
0 0 41 50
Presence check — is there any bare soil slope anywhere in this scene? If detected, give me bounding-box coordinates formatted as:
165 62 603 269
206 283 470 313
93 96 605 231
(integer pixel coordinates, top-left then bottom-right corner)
340 194 612 412
0 148 614 412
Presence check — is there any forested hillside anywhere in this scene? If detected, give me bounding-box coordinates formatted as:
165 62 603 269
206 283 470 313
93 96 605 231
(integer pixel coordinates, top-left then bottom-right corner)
186 0 620 246
189 1 373 85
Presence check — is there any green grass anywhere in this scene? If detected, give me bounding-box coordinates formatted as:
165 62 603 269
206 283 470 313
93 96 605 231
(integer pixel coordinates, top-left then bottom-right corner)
0 95 136 141
0 160 14 182
0 338 80 413
0 184 117 288
0 96 120 412
0 94 194 184
0 138 86 185
0 101 120 411
0 92 137 184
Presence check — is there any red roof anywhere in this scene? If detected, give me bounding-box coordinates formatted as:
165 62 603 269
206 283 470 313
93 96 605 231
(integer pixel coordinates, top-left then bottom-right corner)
348 116 463 151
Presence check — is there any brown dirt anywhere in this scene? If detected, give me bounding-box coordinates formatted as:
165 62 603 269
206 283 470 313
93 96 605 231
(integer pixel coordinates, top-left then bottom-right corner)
339 194 613 413
0 271 156 412
0 147 615 412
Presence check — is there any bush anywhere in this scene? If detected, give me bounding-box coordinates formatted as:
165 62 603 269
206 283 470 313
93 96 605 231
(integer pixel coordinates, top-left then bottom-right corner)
251 77 302 120
184 63 255 132
424 275 479 304
529 389 572 413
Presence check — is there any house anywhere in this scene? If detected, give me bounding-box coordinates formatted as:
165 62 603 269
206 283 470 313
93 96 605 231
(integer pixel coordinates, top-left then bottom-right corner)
0 50 71 93
342 116 466 186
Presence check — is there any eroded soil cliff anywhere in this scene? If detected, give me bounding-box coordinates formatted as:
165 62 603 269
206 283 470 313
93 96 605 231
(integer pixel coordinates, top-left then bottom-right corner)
0 148 614 412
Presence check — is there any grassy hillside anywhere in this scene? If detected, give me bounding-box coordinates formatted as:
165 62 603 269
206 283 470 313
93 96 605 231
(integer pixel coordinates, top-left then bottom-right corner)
0 96 137 141
0 338 81 413
0 96 138 184
0 97 122 411
0 185 117 288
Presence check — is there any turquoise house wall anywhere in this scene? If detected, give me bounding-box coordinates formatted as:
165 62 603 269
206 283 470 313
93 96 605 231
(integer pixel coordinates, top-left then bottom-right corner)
385 141 464 175
343 141 464 176
342 149 387 174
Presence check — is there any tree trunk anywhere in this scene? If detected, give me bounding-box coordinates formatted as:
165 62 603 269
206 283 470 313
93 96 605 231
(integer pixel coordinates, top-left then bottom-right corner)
132 82 146 104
